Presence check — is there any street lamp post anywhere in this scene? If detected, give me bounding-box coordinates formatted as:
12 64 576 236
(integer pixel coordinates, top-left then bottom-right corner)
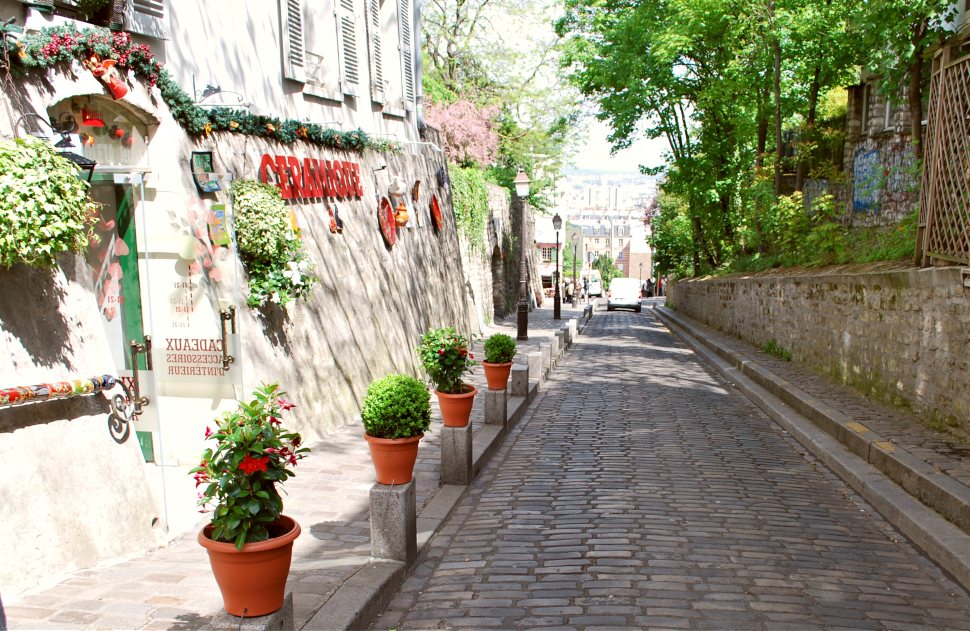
552 213 562 320
514 170 531 341
571 232 578 307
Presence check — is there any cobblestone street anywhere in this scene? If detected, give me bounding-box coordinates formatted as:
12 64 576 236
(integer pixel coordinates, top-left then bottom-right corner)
372 307 970 630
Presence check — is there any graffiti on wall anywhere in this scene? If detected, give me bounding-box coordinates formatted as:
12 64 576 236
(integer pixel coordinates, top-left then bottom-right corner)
853 146 882 213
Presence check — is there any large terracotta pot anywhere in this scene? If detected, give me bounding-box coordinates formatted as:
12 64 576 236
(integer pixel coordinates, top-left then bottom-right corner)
365 433 423 484
481 362 513 390
198 515 300 617
435 384 478 427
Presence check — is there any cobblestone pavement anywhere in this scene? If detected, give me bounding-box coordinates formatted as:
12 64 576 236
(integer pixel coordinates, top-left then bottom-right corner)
372 307 970 630
0 310 569 631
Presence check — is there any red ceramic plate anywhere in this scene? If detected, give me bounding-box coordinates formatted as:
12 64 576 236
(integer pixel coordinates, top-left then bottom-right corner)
378 197 396 247
430 195 443 231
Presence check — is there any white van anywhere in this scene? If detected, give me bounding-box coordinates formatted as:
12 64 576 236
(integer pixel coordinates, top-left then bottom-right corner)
607 277 642 313
586 270 602 297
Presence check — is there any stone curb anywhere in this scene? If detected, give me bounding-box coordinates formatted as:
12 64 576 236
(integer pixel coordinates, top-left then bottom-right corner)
301 315 586 631
653 305 970 593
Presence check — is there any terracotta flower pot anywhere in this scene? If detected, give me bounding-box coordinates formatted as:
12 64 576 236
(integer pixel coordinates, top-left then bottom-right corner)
435 384 477 427
364 433 422 484
481 361 513 390
198 515 301 617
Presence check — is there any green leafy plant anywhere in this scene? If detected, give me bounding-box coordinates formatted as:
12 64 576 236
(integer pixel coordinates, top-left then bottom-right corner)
232 180 317 308
360 374 432 439
189 383 309 549
450 166 490 252
761 339 792 362
483 333 516 364
416 327 478 394
0 137 98 268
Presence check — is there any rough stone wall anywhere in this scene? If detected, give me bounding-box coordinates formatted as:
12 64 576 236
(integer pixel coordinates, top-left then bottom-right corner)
668 265 970 433
843 82 919 226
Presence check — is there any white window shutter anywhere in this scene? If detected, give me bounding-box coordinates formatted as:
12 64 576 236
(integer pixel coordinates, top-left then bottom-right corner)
398 0 415 110
126 0 166 38
280 0 307 83
336 0 360 96
368 0 385 104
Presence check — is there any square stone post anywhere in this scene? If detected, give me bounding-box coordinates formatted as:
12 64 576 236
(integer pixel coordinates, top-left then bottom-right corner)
528 352 543 385
370 479 416 563
540 344 551 377
510 363 529 397
484 388 508 428
440 424 473 485
549 335 560 366
555 330 566 358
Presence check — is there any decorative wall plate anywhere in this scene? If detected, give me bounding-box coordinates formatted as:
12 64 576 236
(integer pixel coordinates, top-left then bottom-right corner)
378 197 397 247
430 195 443 231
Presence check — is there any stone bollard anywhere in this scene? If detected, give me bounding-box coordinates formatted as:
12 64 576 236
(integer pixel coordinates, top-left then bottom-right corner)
549 336 560 367
568 319 578 340
370 479 416 563
510 363 529 397
484 388 508 429
540 344 552 378
555 329 566 357
440 424 473 485
562 324 572 349
528 352 543 385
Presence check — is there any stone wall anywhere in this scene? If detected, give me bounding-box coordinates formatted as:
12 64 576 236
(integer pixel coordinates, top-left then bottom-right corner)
668 265 970 434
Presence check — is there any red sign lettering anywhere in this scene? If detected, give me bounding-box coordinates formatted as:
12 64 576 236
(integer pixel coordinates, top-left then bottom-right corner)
258 153 364 202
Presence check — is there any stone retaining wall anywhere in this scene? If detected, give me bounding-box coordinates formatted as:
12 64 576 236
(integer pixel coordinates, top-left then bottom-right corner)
668 265 970 434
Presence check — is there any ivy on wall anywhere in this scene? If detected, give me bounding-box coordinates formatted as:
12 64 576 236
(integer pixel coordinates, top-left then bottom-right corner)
0 137 98 268
3 24 399 153
449 165 491 253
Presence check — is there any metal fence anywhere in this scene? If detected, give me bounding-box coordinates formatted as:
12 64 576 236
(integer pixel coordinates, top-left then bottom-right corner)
918 47 970 266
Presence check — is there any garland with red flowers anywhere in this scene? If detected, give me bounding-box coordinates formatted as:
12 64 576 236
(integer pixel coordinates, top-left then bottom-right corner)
3 24 398 152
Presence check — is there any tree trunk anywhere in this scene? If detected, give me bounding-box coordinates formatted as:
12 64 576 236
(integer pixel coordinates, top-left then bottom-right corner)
908 55 924 162
773 34 783 195
757 81 770 168
795 66 821 192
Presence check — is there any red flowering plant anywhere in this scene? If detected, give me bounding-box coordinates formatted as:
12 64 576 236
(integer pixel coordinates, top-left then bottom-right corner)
189 383 309 549
416 327 478 394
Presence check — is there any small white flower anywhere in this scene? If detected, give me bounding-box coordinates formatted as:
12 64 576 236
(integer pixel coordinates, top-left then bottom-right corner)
282 261 303 286
271 291 281 304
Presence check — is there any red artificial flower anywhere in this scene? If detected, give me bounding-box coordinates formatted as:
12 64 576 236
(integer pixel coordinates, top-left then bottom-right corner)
268 416 282 426
264 447 279 454
239 454 269 475
438 349 444 355
292 435 302 448
204 426 213 439
278 397 296 411
469 353 475 359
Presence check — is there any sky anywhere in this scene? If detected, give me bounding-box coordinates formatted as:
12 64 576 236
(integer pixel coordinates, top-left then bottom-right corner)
570 119 670 174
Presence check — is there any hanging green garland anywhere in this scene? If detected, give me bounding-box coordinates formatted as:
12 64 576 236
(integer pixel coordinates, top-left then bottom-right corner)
3 24 399 153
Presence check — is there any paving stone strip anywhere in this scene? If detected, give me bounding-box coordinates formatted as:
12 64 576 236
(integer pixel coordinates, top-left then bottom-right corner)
372 306 970 630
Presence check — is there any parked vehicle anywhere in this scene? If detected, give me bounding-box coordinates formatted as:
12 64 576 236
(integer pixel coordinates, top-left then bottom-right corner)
587 270 603 297
607 277 642 313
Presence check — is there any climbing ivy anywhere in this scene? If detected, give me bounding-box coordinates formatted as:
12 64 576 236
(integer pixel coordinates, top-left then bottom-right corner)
449 165 490 252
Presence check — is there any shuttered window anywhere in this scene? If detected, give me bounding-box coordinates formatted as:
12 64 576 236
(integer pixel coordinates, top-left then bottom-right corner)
398 0 414 109
126 0 165 37
367 0 385 104
336 0 359 96
280 0 307 82
132 0 163 18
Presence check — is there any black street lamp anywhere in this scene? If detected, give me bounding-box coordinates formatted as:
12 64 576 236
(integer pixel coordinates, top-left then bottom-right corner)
571 232 578 307
552 213 562 319
514 170 531 340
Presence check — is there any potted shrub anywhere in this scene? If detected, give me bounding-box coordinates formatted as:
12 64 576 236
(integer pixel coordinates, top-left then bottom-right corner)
190 383 309 617
417 327 478 427
481 333 517 390
361 373 432 485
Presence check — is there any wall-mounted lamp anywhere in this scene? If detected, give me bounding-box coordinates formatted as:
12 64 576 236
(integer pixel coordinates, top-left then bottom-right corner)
60 151 97 182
